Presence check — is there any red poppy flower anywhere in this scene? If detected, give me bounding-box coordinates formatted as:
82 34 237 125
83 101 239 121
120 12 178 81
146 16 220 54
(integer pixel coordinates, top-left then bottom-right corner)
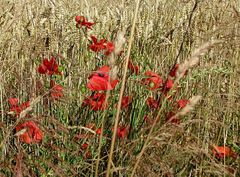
82 92 108 111
117 126 128 139
169 63 188 78
9 98 30 116
95 128 102 135
166 112 180 124
15 121 43 144
144 115 149 122
105 42 115 56
37 57 61 76
9 98 18 107
81 143 89 150
89 36 107 53
87 66 118 91
75 16 95 29
142 71 162 90
85 151 92 158
50 80 63 100
120 96 132 109
162 78 174 94
128 60 140 75
169 64 179 77
177 99 189 109
212 146 237 159
146 97 159 109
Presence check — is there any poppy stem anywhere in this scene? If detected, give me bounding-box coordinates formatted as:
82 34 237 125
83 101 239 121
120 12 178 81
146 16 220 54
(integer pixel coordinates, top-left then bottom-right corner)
95 90 111 177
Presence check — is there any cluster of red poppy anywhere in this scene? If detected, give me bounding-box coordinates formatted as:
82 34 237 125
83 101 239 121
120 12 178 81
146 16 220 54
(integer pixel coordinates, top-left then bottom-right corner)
15 121 43 144
11 56 64 144
7 15 238 163
76 16 189 130
38 56 63 100
75 16 119 111
8 98 43 144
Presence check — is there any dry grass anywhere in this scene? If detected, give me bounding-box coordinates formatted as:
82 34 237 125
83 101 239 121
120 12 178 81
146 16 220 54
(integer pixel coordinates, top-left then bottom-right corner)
0 0 240 176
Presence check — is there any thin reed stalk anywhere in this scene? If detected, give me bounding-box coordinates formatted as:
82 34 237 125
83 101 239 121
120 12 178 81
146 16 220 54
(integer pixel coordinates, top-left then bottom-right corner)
105 0 140 176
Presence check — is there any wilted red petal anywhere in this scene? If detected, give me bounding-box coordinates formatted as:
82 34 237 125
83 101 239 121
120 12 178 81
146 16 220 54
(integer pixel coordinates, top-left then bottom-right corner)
21 134 31 144
212 146 237 159
37 64 48 74
121 96 131 109
50 81 63 100
110 79 119 89
81 143 88 150
42 58 50 66
146 97 159 109
9 98 19 107
99 39 107 44
83 93 108 111
177 99 189 109
169 64 179 77
75 15 85 23
144 115 149 122
19 101 30 111
9 98 30 116
128 60 140 75
97 65 110 73
90 36 98 43
96 128 102 135
85 151 92 158
134 65 140 75
162 78 174 94
16 121 43 144
117 126 128 139
105 42 115 56
82 21 95 29
165 79 173 89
